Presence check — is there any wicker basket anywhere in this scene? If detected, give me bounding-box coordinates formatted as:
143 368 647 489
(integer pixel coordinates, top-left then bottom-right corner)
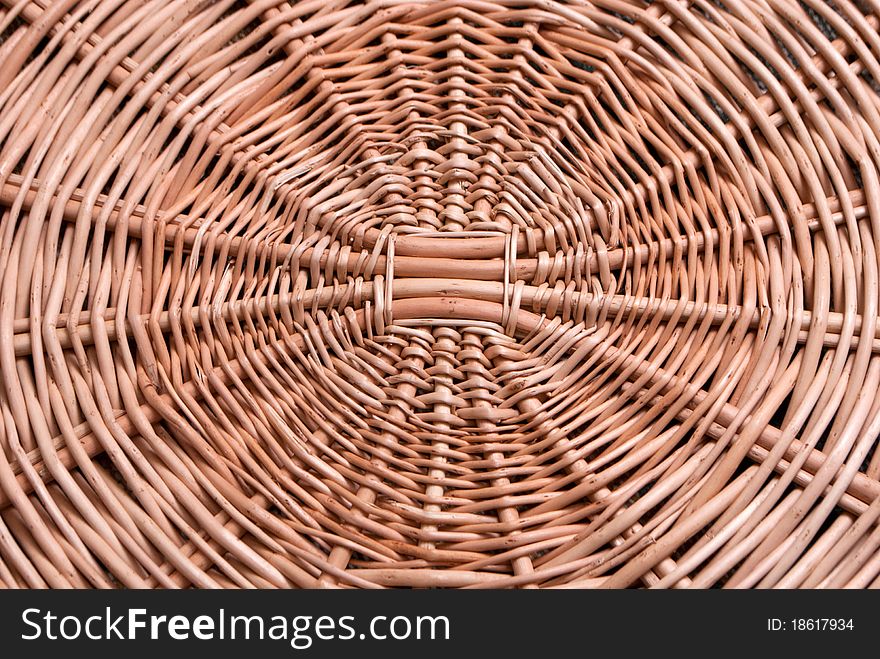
1 0 879 589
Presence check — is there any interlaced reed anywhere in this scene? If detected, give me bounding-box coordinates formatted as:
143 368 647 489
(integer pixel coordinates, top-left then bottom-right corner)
0 0 879 589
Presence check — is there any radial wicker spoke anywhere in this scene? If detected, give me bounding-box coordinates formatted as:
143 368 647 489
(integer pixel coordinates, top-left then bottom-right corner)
0 166 870 274
14 271 880 368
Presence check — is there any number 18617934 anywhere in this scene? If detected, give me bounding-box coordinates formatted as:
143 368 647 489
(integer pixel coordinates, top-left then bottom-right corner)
767 618 854 631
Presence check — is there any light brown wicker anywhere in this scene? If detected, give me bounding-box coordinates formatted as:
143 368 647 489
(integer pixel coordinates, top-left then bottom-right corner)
0 0 879 589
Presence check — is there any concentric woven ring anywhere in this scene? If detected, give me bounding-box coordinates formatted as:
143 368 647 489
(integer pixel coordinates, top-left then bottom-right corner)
1 0 880 588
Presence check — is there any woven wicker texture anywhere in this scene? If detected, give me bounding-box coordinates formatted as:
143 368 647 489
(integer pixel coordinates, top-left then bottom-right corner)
1 0 880 589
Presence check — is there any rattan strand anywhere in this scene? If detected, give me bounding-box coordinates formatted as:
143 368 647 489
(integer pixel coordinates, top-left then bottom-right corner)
1 0 880 588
